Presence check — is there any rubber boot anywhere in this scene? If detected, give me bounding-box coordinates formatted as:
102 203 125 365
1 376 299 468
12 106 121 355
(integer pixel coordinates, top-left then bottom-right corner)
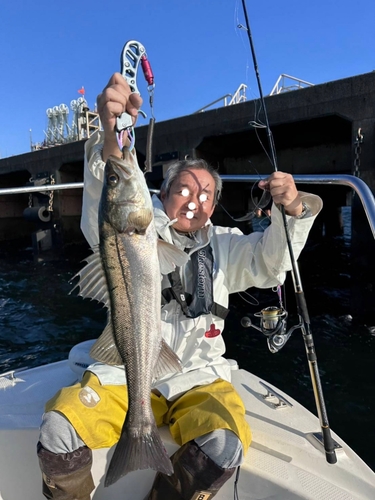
144 441 236 500
37 442 95 500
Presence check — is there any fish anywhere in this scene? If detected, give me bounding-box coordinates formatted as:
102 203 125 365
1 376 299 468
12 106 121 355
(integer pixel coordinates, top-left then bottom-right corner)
71 150 188 486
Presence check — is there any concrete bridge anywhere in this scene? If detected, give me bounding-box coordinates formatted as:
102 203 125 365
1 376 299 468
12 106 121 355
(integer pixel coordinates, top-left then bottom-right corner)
0 71 374 321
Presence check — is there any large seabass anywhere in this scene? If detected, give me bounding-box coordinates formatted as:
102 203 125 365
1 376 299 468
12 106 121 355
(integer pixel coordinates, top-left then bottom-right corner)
72 150 187 486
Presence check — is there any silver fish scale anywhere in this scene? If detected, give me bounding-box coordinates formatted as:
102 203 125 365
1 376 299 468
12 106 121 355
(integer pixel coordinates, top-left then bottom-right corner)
92 153 176 484
102 227 162 426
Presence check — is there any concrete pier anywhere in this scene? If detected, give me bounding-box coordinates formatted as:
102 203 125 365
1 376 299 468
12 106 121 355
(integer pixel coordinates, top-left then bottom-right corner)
0 71 374 321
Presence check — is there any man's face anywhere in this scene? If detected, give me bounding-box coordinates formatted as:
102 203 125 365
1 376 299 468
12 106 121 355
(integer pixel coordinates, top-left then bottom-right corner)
161 168 216 233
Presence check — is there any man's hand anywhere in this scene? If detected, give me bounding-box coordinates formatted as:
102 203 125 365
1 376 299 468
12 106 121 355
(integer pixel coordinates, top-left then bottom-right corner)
258 172 303 216
97 73 143 161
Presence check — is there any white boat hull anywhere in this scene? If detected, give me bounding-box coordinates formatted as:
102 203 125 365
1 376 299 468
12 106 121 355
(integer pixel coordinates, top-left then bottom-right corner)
0 342 374 500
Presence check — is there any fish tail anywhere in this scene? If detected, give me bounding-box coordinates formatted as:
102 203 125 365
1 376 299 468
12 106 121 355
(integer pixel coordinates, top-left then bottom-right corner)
104 423 174 487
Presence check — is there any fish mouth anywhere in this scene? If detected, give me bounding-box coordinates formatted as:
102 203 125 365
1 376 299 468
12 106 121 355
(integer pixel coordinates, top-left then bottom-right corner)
108 156 136 179
116 164 135 179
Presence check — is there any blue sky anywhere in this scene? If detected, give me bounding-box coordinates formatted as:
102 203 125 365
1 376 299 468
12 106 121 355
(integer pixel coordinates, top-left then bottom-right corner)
1 0 374 158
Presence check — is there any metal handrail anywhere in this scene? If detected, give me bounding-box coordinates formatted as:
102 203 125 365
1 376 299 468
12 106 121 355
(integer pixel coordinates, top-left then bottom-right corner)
194 94 233 114
221 174 375 239
0 183 84 196
194 83 247 113
0 183 160 196
228 84 247 105
0 174 374 238
270 74 314 96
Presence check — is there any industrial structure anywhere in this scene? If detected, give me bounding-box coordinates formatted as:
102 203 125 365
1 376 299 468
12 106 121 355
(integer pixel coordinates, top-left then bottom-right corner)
30 97 101 151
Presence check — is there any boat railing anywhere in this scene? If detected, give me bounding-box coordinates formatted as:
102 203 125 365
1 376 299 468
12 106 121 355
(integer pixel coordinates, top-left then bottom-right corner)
220 174 375 240
0 174 374 239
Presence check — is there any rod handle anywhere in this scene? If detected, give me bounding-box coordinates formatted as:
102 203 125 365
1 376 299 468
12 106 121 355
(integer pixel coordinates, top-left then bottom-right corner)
322 426 337 464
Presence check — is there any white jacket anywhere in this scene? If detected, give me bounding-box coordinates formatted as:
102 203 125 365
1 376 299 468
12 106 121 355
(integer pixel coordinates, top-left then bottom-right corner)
81 132 322 400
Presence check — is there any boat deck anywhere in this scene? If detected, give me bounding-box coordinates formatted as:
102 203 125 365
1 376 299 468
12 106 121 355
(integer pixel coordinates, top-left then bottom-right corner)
0 352 374 499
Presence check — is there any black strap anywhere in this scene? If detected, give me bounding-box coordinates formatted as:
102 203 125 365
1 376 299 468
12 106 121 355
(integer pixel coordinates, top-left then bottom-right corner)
162 269 191 317
161 244 229 320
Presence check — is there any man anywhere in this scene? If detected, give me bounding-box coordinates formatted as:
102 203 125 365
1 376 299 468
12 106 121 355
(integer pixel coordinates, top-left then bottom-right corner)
37 74 322 500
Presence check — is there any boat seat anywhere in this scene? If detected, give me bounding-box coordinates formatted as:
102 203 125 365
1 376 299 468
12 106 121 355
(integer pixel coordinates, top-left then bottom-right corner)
68 340 239 378
68 339 97 377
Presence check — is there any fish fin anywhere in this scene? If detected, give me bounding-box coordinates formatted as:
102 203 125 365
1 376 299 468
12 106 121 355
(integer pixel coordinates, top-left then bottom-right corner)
153 338 183 380
89 318 123 365
69 247 110 308
157 239 189 275
105 420 173 487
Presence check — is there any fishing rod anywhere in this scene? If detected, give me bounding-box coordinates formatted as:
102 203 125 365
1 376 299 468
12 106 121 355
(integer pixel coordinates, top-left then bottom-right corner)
240 0 337 465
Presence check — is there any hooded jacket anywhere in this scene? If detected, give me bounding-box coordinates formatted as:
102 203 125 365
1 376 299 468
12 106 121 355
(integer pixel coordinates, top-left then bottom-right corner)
80 132 322 400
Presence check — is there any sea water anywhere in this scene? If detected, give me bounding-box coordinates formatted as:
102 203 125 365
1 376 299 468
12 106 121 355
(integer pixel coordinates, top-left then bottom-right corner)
0 207 374 471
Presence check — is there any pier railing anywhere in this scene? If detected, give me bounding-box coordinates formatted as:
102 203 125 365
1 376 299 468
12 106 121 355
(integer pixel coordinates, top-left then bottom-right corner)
1 174 374 239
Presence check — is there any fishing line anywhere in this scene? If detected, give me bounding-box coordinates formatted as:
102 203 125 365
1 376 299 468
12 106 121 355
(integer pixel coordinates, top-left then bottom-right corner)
238 290 260 307
234 0 261 103
248 93 275 168
222 97 270 221
219 167 272 224
240 0 338 465
219 180 271 223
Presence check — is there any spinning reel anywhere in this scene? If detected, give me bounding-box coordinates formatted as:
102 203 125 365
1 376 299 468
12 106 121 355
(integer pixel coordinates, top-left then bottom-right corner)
241 288 301 353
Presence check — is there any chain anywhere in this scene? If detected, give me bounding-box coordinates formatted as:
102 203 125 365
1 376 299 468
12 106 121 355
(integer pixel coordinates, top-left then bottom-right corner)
28 176 34 208
353 128 363 178
48 175 55 212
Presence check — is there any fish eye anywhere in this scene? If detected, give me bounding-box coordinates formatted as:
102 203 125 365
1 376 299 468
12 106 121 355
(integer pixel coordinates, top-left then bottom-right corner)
108 173 119 185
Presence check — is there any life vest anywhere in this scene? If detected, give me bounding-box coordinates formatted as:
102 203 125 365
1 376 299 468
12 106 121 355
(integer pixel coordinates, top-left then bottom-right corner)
161 243 229 320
